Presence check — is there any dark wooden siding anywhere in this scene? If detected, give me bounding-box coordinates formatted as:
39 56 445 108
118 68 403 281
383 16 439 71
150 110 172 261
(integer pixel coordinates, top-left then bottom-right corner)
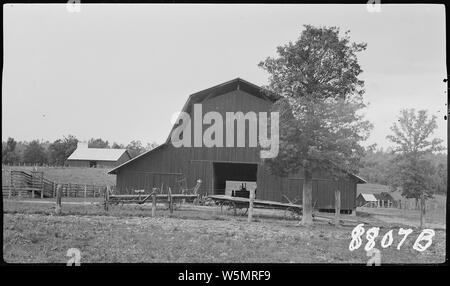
66 160 90 168
66 160 118 168
114 89 359 210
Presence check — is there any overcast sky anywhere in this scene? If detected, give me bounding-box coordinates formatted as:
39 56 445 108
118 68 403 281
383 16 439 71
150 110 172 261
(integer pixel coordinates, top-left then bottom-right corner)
2 4 447 149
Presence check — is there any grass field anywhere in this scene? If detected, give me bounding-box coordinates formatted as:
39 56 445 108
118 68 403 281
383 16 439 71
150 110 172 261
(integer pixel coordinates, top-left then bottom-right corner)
2 165 115 186
3 199 446 264
357 207 446 229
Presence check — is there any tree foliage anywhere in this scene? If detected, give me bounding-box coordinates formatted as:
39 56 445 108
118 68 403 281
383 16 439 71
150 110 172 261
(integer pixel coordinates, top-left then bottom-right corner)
112 142 125 149
48 135 78 165
2 137 159 165
259 25 371 224
88 138 110 148
126 140 146 158
386 109 445 200
359 146 397 186
2 137 21 164
23 140 48 165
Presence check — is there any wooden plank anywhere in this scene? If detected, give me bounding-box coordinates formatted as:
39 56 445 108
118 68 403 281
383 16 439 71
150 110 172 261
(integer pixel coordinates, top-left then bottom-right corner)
109 194 198 199
55 184 62 215
104 186 110 211
168 187 173 214
208 195 302 211
334 189 341 227
247 188 255 223
151 190 157 217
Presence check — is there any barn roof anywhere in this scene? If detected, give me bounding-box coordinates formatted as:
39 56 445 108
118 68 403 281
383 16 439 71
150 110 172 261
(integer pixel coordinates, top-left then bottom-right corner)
359 193 377 202
67 147 129 162
163 78 278 145
108 78 275 174
351 174 367 184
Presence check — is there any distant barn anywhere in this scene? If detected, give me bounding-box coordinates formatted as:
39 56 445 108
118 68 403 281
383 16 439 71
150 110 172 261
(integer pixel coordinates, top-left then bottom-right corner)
66 142 131 168
108 78 366 214
356 193 378 207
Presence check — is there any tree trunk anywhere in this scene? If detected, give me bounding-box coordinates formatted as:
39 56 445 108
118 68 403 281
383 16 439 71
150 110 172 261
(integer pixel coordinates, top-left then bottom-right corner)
247 188 255 223
419 196 425 229
301 168 313 225
334 189 341 227
55 184 62 215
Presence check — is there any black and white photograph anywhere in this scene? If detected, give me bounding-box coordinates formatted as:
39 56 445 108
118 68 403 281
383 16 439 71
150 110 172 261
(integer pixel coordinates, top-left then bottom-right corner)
1 2 447 271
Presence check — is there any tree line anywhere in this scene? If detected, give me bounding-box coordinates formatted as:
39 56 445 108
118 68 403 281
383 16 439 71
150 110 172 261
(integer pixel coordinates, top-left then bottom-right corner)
360 146 447 195
1 136 158 166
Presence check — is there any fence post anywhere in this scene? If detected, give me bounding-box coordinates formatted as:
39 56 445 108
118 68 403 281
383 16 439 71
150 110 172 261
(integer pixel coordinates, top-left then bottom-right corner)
334 189 341 227
168 187 173 214
9 171 13 198
104 186 110 212
152 189 157 217
247 188 255 223
84 185 87 198
55 184 62 215
40 175 44 199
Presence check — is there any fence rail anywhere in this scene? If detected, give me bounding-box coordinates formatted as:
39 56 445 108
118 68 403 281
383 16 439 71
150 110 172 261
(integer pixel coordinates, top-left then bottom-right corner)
2 163 112 169
3 169 111 199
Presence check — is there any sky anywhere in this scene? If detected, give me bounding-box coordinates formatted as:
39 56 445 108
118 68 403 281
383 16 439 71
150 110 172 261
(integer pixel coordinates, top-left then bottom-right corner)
2 4 447 150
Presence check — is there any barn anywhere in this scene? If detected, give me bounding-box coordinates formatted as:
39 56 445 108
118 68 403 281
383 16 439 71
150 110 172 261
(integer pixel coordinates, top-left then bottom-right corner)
356 193 378 207
66 142 131 168
108 78 366 213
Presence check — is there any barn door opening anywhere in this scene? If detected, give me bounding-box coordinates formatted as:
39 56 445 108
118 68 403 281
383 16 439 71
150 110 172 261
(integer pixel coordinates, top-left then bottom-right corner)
212 162 257 197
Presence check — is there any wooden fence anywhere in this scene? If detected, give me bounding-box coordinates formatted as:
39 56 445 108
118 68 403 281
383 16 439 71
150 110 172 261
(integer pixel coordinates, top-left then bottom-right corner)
57 183 108 198
2 163 111 169
2 170 110 199
397 198 439 211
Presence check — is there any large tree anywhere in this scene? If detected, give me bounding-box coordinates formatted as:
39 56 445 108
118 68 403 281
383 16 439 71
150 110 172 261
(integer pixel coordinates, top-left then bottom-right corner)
386 109 444 201
48 135 79 165
259 25 371 225
23 140 48 165
2 137 21 164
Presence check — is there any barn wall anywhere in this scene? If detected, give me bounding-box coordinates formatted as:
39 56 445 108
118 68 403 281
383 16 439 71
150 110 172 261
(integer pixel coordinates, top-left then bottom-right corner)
257 164 357 210
66 160 90 167
186 89 271 163
66 159 122 168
